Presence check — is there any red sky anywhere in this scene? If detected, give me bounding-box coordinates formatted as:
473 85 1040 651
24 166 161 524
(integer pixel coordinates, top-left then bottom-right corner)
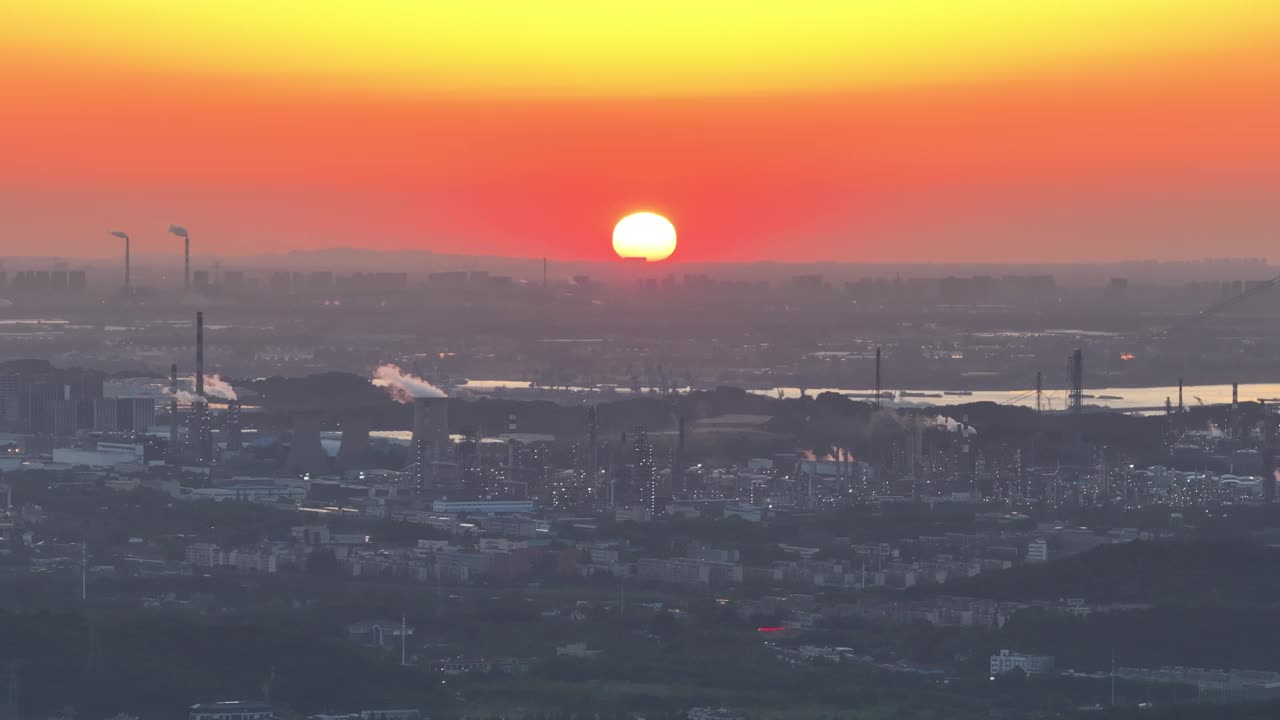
2 3 1279 263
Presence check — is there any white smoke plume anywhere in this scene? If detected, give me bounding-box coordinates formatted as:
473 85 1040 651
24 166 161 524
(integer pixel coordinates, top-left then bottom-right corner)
164 388 207 405
172 374 238 401
799 447 856 463
203 374 238 401
1207 422 1224 438
821 447 856 463
935 415 978 437
373 364 447 402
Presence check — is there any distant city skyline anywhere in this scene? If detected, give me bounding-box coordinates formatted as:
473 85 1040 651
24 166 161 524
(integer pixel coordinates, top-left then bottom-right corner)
3 2 1279 262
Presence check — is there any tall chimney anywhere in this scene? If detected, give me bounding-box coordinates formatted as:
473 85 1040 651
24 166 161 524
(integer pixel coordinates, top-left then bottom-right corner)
168 363 179 462
193 312 212 463
874 347 882 409
226 400 242 451
196 312 204 399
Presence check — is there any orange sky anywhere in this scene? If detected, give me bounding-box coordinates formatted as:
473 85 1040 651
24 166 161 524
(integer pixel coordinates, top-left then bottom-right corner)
2 2 1279 263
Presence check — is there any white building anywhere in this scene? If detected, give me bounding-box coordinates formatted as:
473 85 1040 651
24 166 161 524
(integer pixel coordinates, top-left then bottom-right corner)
990 649 1054 675
431 499 534 514
184 484 306 504
1025 539 1049 563
52 442 146 469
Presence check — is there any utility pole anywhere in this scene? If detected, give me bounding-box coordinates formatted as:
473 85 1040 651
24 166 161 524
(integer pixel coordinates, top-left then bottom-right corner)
1035 371 1043 414
1111 649 1117 707
873 346 882 409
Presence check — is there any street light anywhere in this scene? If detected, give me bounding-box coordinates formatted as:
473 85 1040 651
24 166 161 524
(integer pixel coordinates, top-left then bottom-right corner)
168 224 190 290
108 231 130 291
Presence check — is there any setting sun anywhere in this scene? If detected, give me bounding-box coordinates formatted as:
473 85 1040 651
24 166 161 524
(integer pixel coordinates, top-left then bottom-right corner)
613 212 677 262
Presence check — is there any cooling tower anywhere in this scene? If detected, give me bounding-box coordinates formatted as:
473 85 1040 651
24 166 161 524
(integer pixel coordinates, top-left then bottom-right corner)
336 415 373 470
286 413 329 475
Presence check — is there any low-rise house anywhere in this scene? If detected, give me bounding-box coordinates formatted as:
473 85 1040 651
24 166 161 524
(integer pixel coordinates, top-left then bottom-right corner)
347 619 414 651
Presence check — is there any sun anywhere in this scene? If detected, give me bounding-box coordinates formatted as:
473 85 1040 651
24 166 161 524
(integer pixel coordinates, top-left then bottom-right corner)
613 212 676 262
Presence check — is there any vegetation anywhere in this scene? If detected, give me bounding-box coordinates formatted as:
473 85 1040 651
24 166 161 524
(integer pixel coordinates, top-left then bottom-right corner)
944 541 1280 605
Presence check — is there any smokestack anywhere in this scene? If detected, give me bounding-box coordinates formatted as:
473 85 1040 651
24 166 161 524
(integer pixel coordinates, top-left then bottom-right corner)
196 312 204 399
193 312 213 463
168 363 179 463
1263 411 1277 503
110 231 130 291
169 224 190 290
225 400 242 451
586 405 599 486
506 411 518 484
874 347 882 409
1178 377 1184 412
1035 371 1043 414
673 415 686 498
1233 382 1239 409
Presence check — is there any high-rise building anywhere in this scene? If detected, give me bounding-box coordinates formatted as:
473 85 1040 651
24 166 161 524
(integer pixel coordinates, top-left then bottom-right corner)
632 426 659 514
412 397 450 491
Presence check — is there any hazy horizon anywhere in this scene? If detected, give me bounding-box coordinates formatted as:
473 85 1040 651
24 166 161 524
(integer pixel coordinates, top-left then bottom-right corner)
5 2 1279 263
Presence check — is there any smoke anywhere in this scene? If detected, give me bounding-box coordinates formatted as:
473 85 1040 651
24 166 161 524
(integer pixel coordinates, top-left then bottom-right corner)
203 374 238 401
109 230 129 240
821 446 856 463
168 224 189 238
1207 422 1224 438
164 389 207 405
935 415 978 437
799 447 856 463
373 364 447 402
171 374 238 401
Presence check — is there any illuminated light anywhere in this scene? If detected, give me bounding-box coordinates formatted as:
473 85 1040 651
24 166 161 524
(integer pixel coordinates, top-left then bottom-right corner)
757 626 786 633
1120 353 1136 360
